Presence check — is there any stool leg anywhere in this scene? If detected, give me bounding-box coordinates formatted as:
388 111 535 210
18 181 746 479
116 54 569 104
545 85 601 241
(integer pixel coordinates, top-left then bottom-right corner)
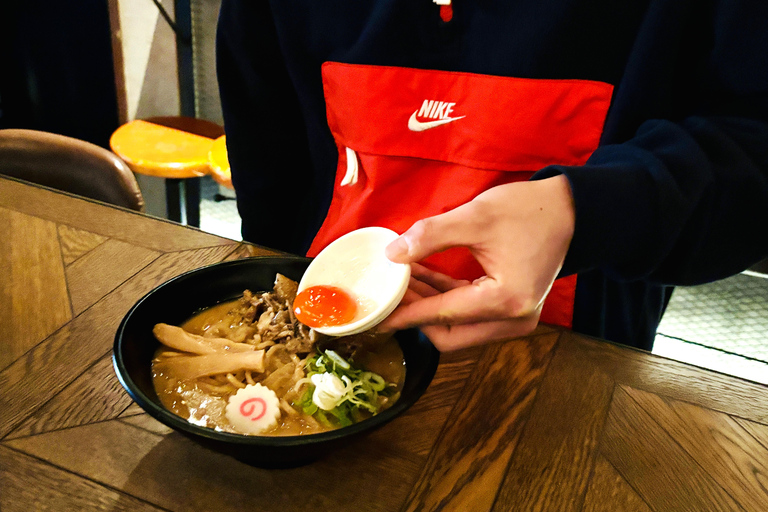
166 178 182 223
185 177 201 228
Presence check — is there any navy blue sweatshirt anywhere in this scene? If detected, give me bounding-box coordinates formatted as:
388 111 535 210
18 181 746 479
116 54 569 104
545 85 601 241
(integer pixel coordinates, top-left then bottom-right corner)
216 0 768 350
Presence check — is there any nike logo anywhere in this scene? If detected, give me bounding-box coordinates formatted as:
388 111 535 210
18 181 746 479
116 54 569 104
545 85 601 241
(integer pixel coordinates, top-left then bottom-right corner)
408 99 465 132
408 111 465 131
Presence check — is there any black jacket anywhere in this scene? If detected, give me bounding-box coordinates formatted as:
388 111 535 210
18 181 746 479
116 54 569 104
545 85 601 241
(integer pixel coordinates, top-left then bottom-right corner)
216 0 768 349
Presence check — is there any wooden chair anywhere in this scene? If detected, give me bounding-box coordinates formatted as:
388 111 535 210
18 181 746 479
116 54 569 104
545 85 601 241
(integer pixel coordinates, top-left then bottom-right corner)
0 129 144 211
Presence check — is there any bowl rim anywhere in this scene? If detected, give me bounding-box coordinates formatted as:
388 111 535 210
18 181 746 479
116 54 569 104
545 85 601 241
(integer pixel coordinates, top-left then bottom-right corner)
113 255 440 447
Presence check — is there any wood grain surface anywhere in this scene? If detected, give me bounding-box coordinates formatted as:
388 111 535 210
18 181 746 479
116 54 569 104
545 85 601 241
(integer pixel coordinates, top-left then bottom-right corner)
2 177 767 512
0 209 71 371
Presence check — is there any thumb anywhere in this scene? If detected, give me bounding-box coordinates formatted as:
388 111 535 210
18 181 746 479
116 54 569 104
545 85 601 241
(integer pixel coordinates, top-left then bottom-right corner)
385 204 477 264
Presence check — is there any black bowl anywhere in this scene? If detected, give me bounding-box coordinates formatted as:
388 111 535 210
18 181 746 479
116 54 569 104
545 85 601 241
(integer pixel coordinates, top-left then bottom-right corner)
113 255 439 468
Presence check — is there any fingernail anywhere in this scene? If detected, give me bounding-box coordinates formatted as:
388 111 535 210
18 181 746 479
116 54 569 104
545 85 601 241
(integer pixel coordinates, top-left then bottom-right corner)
385 236 410 262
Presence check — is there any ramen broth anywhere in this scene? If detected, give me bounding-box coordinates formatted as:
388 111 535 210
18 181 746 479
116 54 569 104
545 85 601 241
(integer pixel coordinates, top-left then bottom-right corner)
152 284 406 437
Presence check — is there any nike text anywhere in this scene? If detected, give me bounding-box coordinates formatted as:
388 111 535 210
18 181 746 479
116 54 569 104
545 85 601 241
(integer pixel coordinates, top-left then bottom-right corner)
408 99 465 131
418 100 456 119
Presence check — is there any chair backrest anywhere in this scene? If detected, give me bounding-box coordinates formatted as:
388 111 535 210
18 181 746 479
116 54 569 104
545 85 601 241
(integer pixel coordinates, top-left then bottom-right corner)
0 129 145 211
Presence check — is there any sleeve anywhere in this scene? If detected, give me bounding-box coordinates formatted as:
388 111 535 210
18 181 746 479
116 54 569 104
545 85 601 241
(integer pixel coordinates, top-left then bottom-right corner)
534 1 768 286
216 0 317 254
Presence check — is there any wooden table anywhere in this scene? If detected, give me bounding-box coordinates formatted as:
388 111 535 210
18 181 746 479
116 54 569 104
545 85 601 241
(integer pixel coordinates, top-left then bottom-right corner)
2 176 767 512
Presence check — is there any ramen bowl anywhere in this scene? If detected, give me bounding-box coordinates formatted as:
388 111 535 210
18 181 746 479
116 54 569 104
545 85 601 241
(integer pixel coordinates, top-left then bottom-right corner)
113 256 439 468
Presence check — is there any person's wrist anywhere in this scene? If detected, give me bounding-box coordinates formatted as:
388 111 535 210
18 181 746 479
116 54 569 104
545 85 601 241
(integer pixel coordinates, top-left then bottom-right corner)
538 174 576 257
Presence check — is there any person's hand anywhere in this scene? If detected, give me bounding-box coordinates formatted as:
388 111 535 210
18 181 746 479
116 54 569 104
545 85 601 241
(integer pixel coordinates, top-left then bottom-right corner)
379 175 575 351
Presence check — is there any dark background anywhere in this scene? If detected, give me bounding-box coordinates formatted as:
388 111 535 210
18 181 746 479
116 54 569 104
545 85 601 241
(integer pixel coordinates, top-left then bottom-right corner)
0 0 119 148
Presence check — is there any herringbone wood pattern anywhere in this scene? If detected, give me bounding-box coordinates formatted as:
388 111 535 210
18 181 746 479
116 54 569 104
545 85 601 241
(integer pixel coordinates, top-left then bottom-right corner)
2 177 767 512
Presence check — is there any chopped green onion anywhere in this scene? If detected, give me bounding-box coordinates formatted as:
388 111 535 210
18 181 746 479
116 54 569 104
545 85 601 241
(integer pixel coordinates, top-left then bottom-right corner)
324 349 351 370
361 372 386 391
298 349 393 428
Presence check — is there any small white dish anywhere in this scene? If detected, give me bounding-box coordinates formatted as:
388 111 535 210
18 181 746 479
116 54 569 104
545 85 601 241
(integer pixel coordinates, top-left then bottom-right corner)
298 227 411 336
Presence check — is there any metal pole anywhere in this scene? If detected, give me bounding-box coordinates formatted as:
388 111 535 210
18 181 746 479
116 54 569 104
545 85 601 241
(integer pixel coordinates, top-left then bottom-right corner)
174 0 195 118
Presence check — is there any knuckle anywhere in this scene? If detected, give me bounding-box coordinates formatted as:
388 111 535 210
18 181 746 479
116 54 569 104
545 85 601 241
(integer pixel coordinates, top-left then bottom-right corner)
460 200 489 231
404 219 431 256
519 315 540 334
435 295 458 324
499 289 540 318
469 192 500 219
478 282 523 318
411 217 432 241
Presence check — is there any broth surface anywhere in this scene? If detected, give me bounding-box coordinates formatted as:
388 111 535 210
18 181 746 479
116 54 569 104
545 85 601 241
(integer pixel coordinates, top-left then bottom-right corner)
152 284 405 437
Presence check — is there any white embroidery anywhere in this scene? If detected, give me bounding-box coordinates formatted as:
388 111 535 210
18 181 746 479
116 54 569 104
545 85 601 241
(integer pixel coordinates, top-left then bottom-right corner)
340 146 359 186
408 100 465 132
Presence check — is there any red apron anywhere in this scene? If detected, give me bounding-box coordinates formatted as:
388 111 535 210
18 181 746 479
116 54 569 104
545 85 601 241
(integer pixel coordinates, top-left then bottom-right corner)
308 62 613 328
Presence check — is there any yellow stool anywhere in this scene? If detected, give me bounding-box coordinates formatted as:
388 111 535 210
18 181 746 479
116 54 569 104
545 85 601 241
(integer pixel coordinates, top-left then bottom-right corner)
207 135 232 190
110 116 224 226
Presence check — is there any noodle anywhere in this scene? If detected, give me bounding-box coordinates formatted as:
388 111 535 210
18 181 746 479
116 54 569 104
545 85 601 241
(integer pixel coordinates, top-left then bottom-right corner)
279 399 299 416
226 373 247 389
151 274 406 436
197 377 235 394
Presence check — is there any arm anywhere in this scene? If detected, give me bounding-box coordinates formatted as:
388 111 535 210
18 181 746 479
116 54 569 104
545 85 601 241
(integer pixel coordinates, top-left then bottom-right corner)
383 2 768 350
541 116 768 285
545 1 768 284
